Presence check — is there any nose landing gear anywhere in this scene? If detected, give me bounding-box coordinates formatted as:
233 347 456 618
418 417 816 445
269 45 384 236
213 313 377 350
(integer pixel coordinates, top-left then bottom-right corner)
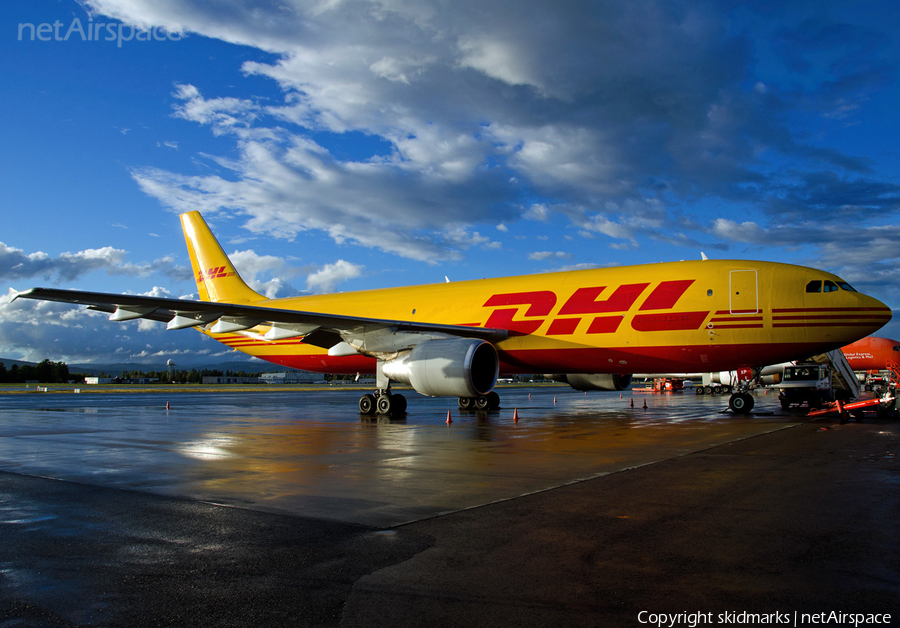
728 392 755 414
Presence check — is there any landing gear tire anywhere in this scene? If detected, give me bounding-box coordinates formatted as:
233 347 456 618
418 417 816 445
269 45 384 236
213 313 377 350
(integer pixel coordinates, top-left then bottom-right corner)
729 392 754 414
390 393 407 415
458 392 501 412
876 399 896 419
375 393 407 416
359 394 376 415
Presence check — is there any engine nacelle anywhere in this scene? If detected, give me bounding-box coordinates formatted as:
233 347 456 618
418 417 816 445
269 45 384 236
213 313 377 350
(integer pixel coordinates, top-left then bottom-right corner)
705 371 737 386
553 373 633 392
382 338 499 397
759 373 782 386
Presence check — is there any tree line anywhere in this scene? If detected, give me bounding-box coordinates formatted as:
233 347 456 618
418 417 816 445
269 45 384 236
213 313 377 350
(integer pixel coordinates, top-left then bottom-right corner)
114 368 259 384
0 359 70 383
0 360 264 384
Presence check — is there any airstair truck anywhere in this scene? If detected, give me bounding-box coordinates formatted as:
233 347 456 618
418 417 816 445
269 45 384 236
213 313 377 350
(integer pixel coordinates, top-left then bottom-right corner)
776 349 860 410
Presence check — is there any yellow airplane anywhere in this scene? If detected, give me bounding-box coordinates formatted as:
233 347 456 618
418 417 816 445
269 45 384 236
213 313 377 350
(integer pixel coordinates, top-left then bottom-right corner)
15 211 892 415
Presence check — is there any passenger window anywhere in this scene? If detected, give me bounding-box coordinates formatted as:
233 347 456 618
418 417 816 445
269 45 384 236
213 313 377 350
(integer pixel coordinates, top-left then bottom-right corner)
824 280 839 292
836 281 858 292
805 281 822 293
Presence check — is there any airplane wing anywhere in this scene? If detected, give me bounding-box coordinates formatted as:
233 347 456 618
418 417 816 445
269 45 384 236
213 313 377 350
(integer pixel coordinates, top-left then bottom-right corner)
13 287 508 351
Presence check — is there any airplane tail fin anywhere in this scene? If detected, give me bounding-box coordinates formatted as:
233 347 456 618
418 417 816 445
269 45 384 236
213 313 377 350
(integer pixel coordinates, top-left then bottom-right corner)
180 211 264 304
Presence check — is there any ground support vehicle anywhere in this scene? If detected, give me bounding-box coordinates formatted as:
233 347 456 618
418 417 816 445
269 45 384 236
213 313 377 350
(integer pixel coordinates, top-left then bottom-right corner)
807 395 897 423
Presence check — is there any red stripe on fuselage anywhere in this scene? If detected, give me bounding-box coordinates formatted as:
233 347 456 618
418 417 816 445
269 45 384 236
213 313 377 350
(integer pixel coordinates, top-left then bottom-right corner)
772 307 889 313
631 311 708 332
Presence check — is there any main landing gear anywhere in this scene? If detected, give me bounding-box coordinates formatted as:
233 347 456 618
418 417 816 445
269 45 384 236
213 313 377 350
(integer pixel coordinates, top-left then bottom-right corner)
457 391 501 411
358 361 501 417
358 391 502 415
359 390 407 416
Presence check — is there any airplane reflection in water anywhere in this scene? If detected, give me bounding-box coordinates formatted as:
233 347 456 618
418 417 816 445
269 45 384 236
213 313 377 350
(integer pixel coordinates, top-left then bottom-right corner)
161 391 797 520
0 389 798 526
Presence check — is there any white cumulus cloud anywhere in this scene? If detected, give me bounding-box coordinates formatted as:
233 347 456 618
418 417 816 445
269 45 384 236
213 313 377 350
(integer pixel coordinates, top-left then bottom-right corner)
306 260 365 293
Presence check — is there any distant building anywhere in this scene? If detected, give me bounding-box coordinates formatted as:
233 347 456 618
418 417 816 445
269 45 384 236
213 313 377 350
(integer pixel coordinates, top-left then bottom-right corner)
331 374 375 385
84 377 159 384
201 376 260 384
259 370 326 384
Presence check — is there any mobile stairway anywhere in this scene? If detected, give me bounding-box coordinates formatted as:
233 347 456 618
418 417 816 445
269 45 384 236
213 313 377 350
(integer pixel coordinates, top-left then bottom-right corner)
810 349 861 400
805 350 897 421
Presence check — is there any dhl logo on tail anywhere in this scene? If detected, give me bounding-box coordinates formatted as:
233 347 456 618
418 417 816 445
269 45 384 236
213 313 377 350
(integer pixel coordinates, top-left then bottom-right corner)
198 266 236 282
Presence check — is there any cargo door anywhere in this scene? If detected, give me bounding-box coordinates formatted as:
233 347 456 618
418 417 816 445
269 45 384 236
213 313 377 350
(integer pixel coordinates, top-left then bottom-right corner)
729 270 758 314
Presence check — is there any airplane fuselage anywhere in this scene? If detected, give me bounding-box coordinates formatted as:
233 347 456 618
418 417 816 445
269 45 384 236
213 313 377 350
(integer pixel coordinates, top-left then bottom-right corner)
204 260 890 376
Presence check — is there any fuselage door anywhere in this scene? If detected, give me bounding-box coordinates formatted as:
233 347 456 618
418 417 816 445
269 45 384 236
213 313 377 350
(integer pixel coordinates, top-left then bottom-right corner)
729 270 758 314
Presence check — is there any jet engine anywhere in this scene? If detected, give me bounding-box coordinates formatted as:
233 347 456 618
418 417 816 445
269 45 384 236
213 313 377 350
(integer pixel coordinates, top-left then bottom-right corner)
382 338 499 398
553 373 633 392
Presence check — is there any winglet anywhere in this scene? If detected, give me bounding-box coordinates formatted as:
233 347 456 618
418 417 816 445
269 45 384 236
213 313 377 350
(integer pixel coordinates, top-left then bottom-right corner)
180 212 263 304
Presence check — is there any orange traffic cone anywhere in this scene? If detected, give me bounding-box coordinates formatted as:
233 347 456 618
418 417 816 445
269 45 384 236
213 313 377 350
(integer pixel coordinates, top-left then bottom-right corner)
446 410 452 424
630 398 634 408
513 408 519 423
643 399 648 409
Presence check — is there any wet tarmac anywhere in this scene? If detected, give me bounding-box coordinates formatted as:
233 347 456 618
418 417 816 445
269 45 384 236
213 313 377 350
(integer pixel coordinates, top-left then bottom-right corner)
0 387 797 527
0 386 898 626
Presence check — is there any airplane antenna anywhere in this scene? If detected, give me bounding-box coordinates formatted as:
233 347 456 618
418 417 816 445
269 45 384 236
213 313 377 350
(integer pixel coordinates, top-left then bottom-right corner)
445 276 450 283
701 252 709 261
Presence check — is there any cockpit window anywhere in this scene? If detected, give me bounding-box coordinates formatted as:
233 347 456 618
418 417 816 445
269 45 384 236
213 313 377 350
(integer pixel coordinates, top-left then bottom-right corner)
893 346 900 352
807 279 857 293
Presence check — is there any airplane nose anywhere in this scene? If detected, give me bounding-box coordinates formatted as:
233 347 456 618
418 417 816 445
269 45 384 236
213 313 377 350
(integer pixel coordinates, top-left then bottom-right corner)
860 293 893 333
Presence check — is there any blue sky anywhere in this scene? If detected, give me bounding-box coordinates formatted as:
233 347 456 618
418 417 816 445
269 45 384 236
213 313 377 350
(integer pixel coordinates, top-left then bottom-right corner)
1 0 899 366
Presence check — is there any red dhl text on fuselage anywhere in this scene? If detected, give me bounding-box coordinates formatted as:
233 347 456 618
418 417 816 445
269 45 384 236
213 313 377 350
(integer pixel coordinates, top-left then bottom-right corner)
202 259 890 373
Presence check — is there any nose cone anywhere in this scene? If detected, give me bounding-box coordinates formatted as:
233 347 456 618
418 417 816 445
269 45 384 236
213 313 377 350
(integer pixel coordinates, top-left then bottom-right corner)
852 291 893 339
808 290 892 353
